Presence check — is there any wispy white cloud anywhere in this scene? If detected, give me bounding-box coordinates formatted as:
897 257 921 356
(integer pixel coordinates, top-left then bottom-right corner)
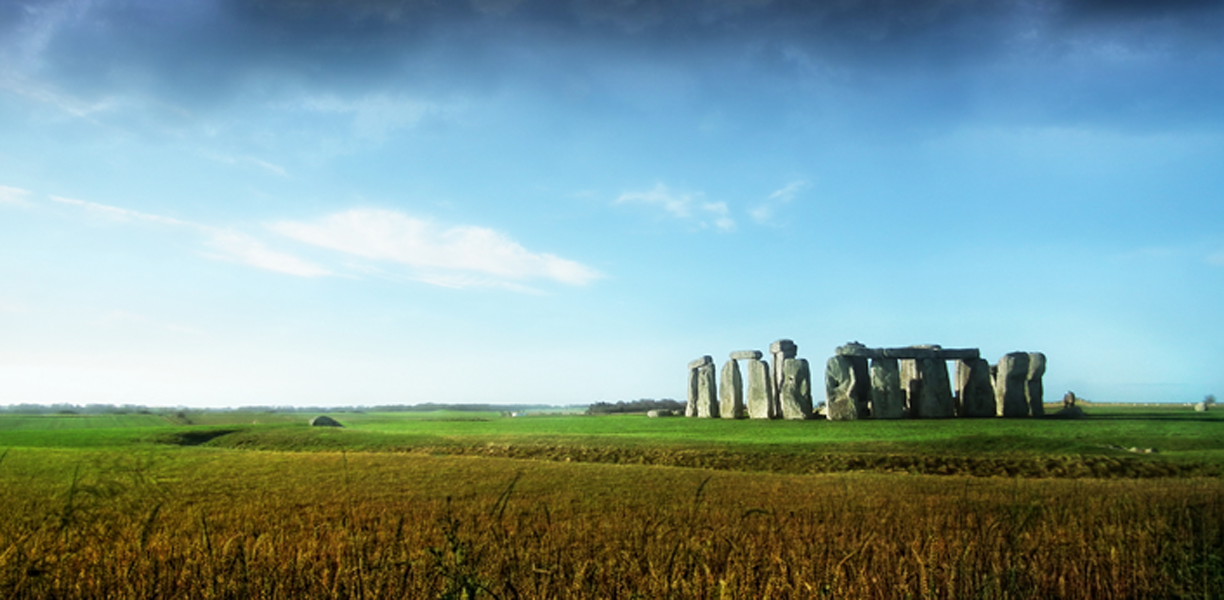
0 185 33 206
615 183 735 232
270 208 602 287
48 194 330 277
50 195 192 227
201 152 289 177
204 230 332 278
750 180 806 224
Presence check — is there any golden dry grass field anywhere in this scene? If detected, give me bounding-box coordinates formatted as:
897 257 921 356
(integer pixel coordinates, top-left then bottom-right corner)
2 407 1222 598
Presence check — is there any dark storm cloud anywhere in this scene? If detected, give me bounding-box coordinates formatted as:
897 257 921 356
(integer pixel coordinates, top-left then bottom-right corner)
6 0 1222 128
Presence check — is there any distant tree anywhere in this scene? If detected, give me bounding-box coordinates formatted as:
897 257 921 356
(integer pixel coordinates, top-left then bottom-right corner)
586 398 683 415
1206 394 1217 406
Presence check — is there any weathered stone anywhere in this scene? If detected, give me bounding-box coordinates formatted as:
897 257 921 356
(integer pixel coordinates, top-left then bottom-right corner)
899 358 954 418
917 359 955 418
769 339 797 355
719 359 745 419
899 359 917 418
770 340 797 410
310 415 343 427
1195 402 1209 412
869 358 905 419
836 342 873 358
850 357 871 416
836 343 980 361
730 350 763 360
996 352 1031 417
1063 391 1077 409
745 359 775 419
825 356 864 420
696 363 719 418
955 359 996 418
1050 405 1085 419
1027 352 1046 417
688 355 713 370
779 357 812 419
647 409 675 418
686 366 699 417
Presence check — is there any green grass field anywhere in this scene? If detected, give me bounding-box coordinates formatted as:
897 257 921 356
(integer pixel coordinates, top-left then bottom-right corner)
2 405 1222 598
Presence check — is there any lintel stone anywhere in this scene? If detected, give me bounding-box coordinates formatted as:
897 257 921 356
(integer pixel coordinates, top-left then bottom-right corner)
730 350 763 360
835 343 979 361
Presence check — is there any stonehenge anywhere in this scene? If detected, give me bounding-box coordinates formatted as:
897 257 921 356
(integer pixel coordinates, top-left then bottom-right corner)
685 341 1049 420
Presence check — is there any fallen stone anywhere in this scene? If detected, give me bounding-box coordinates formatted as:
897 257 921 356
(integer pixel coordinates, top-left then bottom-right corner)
870 358 905 419
719 359 745 419
1027 352 1046 418
310 415 343 427
730 350 763 360
745 358 775 419
1195 402 1209 412
646 409 675 418
1049 406 1085 419
779 357 812 419
996 352 1031 417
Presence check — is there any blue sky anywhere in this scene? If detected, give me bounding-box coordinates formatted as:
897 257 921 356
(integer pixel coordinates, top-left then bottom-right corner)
1 0 1222 407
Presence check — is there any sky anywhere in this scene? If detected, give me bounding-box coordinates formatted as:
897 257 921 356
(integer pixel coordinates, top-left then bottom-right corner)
1 0 1222 408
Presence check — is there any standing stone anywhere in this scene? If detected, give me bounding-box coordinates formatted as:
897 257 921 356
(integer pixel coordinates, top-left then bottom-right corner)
1027 352 1046 418
745 358 775 419
996 352 1031 417
901 358 954 418
769 339 797 416
696 362 719 418
899 359 920 418
850 357 871 417
870 358 905 419
1195 402 1209 412
1062 391 1077 409
955 359 996 418
719 359 745 419
825 355 864 420
918 359 955 418
779 357 812 419
685 356 711 418
686 368 698 417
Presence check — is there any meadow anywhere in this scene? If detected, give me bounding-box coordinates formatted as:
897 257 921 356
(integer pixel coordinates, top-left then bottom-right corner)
1 406 1222 598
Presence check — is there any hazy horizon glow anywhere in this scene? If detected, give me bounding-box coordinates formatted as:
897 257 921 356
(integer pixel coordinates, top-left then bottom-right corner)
2 0 1222 407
